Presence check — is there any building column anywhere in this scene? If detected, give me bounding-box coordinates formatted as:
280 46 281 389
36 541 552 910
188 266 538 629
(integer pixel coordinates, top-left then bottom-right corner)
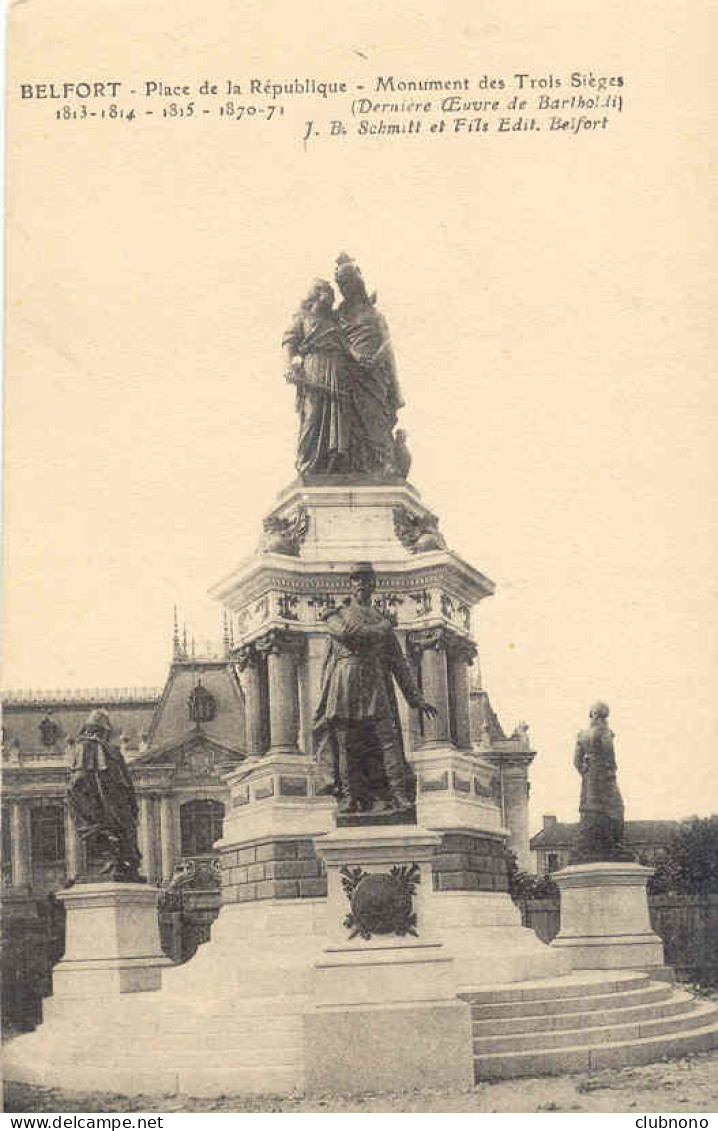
138 794 160 884
10 801 31 888
236 644 265 756
257 630 305 755
64 802 79 883
409 628 451 747
159 795 177 883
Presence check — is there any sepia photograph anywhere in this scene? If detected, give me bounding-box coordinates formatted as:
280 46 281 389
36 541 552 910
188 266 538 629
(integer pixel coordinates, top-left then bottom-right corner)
3 0 717 1117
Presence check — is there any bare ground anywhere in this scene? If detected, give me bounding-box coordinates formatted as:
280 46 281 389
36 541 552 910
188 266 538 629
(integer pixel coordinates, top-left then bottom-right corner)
4 1049 718 1113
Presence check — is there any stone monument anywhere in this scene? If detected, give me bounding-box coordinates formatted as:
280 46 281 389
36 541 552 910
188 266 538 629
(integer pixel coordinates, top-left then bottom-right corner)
5 254 572 1097
550 703 665 972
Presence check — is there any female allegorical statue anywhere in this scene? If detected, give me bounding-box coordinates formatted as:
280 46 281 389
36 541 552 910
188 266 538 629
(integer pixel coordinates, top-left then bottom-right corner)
283 255 406 478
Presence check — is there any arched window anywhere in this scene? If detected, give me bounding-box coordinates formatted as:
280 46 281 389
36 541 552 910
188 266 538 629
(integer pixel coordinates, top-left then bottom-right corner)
180 799 225 857
30 805 66 864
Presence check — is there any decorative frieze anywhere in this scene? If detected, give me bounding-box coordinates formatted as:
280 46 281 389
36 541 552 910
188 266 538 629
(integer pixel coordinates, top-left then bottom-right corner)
277 593 300 621
409 589 432 617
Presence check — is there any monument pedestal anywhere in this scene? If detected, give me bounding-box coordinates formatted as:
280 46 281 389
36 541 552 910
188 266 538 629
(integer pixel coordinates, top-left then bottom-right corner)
550 861 665 970
47 883 170 1008
307 823 474 1093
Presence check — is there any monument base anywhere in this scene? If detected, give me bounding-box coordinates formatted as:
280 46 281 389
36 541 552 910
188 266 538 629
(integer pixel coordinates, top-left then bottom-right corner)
304 999 473 1094
550 861 665 970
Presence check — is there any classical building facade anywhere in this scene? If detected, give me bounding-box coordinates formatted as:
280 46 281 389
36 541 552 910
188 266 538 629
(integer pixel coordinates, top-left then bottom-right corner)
2 634 535 911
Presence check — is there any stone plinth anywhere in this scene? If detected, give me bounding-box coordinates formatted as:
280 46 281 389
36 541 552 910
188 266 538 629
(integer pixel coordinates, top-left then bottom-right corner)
411 745 502 833
308 823 473 1093
550 862 665 970
49 883 170 1004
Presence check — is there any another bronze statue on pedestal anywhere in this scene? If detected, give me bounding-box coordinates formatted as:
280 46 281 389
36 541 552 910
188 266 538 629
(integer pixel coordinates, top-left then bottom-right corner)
571 701 633 863
67 709 144 883
314 562 436 817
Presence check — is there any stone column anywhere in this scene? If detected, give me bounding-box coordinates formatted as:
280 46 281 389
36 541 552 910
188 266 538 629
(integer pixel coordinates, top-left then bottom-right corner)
159 795 177 883
10 801 31 888
447 637 477 750
409 628 451 747
236 644 265 757
64 802 79 883
301 633 327 756
256 630 305 755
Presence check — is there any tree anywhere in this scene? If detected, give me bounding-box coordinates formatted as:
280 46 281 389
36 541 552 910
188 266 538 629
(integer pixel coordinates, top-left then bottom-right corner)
504 849 558 902
649 816 718 895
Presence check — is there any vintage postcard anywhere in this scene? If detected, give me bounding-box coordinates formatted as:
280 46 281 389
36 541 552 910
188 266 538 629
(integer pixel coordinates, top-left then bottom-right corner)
3 0 717 1116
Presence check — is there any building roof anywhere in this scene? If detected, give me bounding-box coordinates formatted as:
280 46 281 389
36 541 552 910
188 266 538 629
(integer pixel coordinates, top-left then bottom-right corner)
2 654 247 765
2 689 160 759
143 659 245 756
530 819 682 850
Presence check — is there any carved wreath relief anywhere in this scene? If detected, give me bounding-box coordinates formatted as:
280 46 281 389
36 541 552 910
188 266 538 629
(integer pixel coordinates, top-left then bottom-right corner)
340 862 420 940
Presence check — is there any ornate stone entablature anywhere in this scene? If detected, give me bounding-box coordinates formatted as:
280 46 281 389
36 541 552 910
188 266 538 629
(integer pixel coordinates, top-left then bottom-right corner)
213 555 493 649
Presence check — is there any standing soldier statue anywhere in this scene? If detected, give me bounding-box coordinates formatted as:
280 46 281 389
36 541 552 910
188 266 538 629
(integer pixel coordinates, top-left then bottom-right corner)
314 562 436 816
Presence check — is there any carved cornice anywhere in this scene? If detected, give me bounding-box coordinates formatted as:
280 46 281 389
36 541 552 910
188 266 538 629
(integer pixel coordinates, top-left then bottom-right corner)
407 626 453 657
446 635 478 665
407 626 476 663
253 629 308 660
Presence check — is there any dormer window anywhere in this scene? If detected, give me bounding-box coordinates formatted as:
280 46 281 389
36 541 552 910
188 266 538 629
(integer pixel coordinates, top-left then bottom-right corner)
188 682 216 724
39 716 60 747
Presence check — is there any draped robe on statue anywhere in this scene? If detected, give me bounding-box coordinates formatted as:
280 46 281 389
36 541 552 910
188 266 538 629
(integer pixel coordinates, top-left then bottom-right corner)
571 719 631 863
282 311 354 475
283 298 404 476
336 298 404 475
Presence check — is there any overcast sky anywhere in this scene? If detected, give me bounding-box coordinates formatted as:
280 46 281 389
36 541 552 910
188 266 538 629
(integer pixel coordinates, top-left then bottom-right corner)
5 0 717 830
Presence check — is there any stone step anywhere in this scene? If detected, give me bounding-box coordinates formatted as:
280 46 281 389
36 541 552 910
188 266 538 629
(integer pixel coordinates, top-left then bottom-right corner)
470 982 672 1020
473 999 716 1054
461 969 649 1005
474 1015 718 1080
472 989 697 1036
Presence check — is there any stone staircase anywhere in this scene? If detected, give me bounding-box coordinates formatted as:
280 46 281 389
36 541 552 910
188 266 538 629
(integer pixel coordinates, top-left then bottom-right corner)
462 970 718 1080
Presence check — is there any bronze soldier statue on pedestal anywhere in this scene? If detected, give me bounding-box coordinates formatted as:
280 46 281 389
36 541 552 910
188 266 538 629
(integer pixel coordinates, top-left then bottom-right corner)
314 562 436 817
